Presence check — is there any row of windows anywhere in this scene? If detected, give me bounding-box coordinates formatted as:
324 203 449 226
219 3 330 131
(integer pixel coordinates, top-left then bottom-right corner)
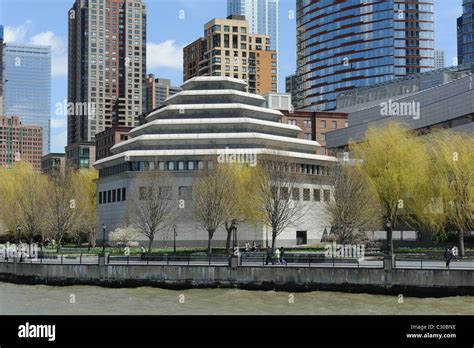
99 160 331 178
98 187 126 205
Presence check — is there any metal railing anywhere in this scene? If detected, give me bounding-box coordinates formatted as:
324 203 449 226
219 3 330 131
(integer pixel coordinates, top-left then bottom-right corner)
2 253 472 270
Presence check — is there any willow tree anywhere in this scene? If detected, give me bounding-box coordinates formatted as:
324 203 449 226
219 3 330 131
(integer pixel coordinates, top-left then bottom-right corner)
351 122 433 256
12 162 50 253
194 163 239 254
429 131 474 257
223 163 260 254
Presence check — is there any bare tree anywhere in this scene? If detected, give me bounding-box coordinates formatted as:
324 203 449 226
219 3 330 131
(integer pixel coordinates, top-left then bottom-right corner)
127 171 176 254
254 154 305 252
194 164 238 254
323 163 381 244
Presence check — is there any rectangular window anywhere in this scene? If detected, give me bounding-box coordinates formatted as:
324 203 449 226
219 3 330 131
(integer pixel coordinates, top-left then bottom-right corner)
332 121 337 129
178 161 185 171
313 189 321 202
108 190 112 203
303 188 310 201
112 189 116 202
197 161 204 170
292 188 300 201
188 161 195 170
117 189 121 202
139 187 152 200
158 161 165 171
321 120 326 128
281 187 289 200
323 190 331 202
122 188 126 201
99 192 103 204
168 161 175 171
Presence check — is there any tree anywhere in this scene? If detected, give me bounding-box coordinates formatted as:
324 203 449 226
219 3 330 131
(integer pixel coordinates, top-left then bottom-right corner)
429 131 474 257
323 163 381 244
194 164 239 254
127 171 175 254
73 168 98 247
13 163 50 253
109 227 139 248
351 122 432 256
254 155 305 253
223 164 260 254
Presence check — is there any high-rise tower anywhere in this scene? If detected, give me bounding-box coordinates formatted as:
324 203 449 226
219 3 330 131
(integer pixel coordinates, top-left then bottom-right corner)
296 0 435 111
67 0 146 168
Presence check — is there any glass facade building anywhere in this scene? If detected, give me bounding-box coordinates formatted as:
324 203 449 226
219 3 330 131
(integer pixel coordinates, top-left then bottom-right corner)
458 0 474 64
228 0 280 89
296 0 435 111
4 44 51 154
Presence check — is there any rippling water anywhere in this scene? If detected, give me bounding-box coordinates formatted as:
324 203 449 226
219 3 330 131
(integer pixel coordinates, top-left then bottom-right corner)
1 282 473 315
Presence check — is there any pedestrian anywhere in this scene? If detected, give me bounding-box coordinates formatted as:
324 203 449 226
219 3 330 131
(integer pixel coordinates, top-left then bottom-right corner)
140 245 146 261
279 246 287 265
451 246 459 262
274 248 281 265
265 246 274 265
444 247 452 268
245 242 250 252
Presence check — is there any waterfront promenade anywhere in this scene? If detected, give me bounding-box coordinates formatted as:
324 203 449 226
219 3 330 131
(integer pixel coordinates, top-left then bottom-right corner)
1 254 474 297
2 254 474 270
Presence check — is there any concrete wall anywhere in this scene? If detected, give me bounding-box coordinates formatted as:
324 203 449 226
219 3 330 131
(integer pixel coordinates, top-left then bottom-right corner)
97 171 334 248
1 262 474 297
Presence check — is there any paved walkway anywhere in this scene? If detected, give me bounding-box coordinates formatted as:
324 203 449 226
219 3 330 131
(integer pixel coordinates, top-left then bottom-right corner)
2 257 474 270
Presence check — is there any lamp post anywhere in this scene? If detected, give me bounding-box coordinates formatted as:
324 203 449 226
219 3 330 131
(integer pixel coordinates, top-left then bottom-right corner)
173 225 177 254
232 220 239 255
101 223 107 255
16 225 22 261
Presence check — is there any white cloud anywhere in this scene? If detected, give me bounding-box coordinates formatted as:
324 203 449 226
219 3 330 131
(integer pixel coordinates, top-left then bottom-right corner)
4 22 68 78
147 40 183 70
30 31 68 77
4 21 32 43
30 31 65 53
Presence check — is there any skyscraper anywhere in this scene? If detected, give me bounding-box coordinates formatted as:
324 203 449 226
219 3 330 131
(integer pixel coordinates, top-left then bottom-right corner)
228 0 279 90
458 0 474 65
0 25 4 116
145 74 182 112
4 43 51 155
67 0 146 168
434 50 445 70
296 0 435 111
0 116 43 171
183 15 278 95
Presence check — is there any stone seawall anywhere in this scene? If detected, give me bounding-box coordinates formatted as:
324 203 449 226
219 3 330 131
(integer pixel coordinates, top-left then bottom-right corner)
1 262 473 297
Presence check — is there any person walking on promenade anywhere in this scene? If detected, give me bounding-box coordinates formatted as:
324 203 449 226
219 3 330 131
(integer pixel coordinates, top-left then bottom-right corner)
274 247 281 265
279 247 287 265
140 245 146 261
444 247 453 268
265 246 274 265
451 246 459 262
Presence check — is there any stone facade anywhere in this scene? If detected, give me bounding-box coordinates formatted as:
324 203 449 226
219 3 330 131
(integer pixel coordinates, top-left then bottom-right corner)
95 77 338 247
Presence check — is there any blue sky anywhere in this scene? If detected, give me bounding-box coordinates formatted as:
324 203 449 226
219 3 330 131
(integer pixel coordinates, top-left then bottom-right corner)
0 0 464 153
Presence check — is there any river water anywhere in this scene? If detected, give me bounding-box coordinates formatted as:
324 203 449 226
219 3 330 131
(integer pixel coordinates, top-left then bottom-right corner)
1 282 474 315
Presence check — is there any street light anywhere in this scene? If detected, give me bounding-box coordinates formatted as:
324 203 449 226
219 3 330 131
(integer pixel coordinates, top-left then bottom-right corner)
173 224 177 254
16 225 22 261
16 225 22 245
232 220 239 255
102 223 107 255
